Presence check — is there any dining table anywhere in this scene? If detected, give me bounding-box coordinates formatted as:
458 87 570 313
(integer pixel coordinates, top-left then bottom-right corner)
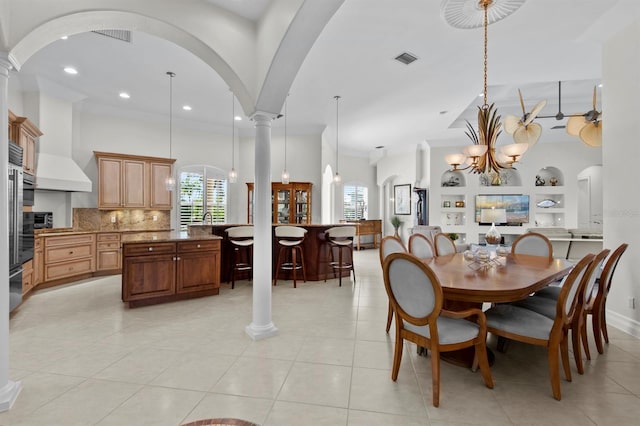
419 252 574 367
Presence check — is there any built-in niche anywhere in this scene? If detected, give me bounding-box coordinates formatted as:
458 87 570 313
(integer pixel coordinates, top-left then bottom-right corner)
535 166 564 187
441 170 466 187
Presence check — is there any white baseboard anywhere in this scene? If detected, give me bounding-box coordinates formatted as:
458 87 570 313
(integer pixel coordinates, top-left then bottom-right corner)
606 309 640 339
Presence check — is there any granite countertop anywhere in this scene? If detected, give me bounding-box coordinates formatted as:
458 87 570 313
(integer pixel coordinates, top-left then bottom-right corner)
35 228 172 236
121 231 222 243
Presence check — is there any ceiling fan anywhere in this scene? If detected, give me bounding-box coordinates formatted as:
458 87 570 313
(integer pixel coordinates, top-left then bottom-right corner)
503 89 546 146
565 86 602 147
510 81 603 147
536 81 585 129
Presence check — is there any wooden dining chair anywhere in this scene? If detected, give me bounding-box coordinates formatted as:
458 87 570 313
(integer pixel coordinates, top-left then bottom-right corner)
382 252 493 407
409 233 435 259
433 233 456 256
515 249 609 374
544 244 629 357
589 243 628 353
485 253 594 400
379 236 407 333
511 232 553 261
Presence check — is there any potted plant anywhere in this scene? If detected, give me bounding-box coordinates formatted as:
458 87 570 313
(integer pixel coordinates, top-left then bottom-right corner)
448 233 459 242
390 216 402 238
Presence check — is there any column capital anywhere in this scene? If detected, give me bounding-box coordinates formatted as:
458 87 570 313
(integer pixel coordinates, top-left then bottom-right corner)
250 111 278 123
0 52 13 77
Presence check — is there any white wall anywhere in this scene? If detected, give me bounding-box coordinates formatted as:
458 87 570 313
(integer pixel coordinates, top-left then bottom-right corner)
376 150 418 242
240 132 323 223
602 18 640 333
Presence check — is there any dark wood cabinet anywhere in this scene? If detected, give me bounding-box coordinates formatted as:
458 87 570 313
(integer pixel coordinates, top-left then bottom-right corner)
122 238 220 307
176 240 220 293
246 182 312 224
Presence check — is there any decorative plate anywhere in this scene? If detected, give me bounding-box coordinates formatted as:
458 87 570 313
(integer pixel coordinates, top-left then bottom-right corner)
536 199 558 208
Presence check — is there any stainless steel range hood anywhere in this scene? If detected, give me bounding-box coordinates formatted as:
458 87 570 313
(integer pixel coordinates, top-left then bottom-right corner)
35 152 92 192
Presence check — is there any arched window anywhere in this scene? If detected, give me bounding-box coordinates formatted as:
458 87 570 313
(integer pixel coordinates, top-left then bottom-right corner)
178 165 228 230
343 184 368 221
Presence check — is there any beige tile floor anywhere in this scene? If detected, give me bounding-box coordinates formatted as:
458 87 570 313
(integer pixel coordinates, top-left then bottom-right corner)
3 249 640 425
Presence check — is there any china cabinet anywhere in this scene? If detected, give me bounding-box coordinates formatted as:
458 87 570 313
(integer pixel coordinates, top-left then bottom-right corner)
246 182 312 224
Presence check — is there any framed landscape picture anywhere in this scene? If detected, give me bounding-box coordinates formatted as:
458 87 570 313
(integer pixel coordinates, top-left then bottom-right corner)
394 184 411 215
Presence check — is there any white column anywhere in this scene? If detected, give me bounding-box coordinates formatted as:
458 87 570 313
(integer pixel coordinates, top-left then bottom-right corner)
245 112 278 340
0 52 22 412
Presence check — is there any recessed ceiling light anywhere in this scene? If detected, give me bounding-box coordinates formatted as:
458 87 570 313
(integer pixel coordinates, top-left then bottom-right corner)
64 66 78 75
182 105 192 111
234 116 242 121
598 84 603 88
478 93 484 97
60 36 68 40
119 92 130 99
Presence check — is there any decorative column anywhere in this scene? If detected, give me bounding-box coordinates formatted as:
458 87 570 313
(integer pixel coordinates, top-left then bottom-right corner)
245 112 278 340
0 52 22 412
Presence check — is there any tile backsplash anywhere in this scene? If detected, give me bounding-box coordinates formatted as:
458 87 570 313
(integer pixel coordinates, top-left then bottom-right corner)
73 208 171 231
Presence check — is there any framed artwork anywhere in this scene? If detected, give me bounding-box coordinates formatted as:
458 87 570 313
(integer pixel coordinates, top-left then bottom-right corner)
394 184 411 215
455 201 465 208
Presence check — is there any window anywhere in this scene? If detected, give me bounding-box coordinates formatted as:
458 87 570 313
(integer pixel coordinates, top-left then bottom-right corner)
179 166 228 230
343 185 368 221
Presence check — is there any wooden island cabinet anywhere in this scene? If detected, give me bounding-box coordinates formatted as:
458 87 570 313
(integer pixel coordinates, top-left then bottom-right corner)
121 232 221 308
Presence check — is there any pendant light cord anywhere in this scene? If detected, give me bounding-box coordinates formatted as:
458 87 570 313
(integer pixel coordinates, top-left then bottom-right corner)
167 71 175 158
231 91 235 169
482 0 489 109
284 95 288 170
334 95 341 174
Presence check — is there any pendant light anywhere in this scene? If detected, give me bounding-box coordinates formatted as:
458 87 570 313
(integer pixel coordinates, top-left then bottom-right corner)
228 90 238 183
165 71 176 191
281 94 290 184
333 95 342 184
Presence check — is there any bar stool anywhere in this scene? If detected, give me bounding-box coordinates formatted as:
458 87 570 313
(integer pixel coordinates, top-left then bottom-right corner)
273 226 307 288
325 226 357 286
225 226 254 289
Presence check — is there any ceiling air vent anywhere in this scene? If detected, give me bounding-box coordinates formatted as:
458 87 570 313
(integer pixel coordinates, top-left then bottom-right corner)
91 30 132 43
394 52 418 65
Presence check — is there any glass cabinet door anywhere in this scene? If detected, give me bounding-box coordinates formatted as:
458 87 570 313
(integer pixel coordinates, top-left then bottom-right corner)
276 189 290 223
247 182 312 224
294 189 309 223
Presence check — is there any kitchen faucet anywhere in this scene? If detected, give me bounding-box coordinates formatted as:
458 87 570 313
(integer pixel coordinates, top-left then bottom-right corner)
202 211 213 224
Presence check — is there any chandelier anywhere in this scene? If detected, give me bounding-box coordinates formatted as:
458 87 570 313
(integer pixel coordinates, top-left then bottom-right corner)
444 0 529 185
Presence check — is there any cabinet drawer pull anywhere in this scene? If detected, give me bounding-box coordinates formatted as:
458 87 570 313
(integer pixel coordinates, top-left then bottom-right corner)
176 256 181 261
69 251 74 254
148 247 153 252
197 244 201 248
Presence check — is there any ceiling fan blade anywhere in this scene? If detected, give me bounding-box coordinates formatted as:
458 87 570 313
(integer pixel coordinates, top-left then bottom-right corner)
503 115 521 134
592 86 597 111
566 115 586 137
579 122 602 147
526 123 542 145
513 123 542 145
518 89 526 116
524 99 548 125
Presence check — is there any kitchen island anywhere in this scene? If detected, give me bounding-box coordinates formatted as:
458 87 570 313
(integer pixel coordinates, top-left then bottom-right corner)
188 224 355 283
121 231 222 308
